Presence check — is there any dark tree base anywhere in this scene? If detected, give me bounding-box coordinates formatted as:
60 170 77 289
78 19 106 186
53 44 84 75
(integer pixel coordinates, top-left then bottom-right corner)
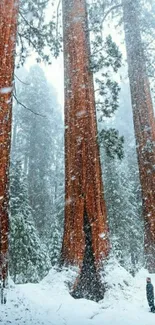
71 212 105 302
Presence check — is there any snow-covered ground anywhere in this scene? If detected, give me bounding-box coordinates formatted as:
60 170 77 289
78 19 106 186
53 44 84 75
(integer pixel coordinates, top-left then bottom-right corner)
0 264 155 325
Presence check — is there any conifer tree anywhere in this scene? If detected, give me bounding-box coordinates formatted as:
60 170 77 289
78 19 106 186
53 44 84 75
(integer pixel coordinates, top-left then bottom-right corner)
122 0 155 272
102 152 143 275
9 161 51 283
12 65 64 238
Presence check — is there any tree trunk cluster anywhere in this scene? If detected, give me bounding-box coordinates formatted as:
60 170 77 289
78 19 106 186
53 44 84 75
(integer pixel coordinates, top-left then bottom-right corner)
61 0 109 300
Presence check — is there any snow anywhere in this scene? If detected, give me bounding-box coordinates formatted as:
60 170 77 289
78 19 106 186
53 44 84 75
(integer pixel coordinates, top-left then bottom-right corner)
0 87 12 94
99 232 106 239
1 266 155 325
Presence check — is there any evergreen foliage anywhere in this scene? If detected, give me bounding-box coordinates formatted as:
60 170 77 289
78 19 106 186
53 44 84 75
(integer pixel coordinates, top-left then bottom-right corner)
102 152 143 275
88 1 123 158
16 0 62 66
89 0 155 97
100 79 144 274
99 128 124 159
9 161 51 283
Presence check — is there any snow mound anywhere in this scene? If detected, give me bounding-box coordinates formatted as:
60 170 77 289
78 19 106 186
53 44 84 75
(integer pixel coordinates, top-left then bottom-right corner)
7 275 15 288
41 266 78 294
102 258 134 304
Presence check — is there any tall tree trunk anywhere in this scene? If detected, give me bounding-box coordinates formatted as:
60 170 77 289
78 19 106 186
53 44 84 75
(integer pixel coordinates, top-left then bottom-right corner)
0 0 19 303
122 0 155 272
61 0 109 301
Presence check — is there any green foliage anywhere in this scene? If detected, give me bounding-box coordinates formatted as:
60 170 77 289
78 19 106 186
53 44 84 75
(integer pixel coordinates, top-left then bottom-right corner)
10 213 51 284
16 0 62 66
90 0 155 100
88 1 123 158
47 176 64 265
90 35 122 74
101 152 143 274
96 75 121 119
9 161 51 283
99 128 124 159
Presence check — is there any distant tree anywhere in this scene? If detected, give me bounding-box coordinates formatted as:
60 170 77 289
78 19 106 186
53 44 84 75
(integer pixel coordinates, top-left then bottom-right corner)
11 65 64 267
122 0 155 273
49 188 64 266
48 138 64 266
12 65 64 239
0 0 19 304
102 152 143 275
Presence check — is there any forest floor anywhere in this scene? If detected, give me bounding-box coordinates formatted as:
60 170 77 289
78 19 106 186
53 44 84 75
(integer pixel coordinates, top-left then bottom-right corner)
0 263 155 325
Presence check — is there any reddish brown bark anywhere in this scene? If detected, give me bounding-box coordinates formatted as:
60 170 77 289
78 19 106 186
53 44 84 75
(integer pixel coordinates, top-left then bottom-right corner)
122 0 155 272
0 0 19 302
61 0 109 299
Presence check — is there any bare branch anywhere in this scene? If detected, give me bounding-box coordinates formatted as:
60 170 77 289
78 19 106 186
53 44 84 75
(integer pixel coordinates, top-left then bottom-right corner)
101 4 122 24
15 74 30 86
13 94 46 118
56 304 62 313
56 0 62 41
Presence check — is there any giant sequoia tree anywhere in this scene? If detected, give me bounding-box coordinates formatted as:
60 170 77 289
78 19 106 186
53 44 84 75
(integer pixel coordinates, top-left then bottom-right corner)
122 0 155 272
61 0 109 301
0 0 19 303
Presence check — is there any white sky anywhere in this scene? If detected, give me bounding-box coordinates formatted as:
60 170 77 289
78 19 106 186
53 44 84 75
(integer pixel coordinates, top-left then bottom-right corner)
42 0 64 108
41 55 64 108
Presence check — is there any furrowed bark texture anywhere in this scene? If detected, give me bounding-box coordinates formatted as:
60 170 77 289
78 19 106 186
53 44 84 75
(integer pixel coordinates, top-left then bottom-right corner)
0 0 19 300
61 0 109 298
122 0 155 272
